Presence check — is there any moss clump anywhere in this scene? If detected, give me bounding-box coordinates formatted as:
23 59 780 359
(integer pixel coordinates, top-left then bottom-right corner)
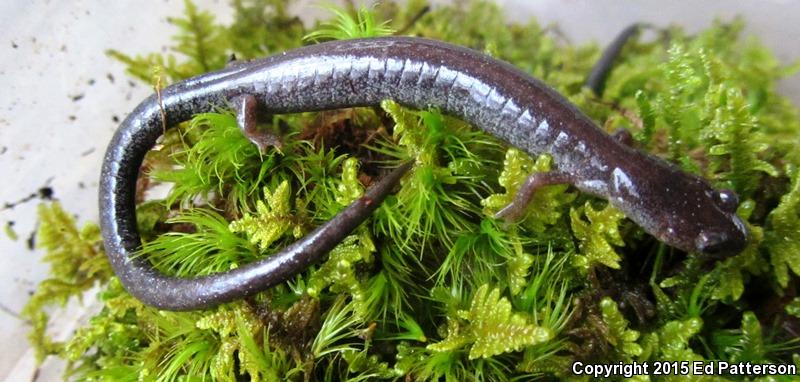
21 0 800 380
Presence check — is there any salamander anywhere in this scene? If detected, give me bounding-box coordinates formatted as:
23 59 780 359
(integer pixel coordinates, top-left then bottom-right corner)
100 36 748 311
585 23 648 96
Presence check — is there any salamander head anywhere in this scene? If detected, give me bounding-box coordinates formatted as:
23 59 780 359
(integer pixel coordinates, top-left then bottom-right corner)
607 157 749 257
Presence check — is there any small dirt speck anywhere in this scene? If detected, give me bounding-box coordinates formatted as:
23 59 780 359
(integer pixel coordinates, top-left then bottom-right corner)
106 73 115 83
112 115 120 123
70 93 84 102
3 183 54 210
68 115 76 121
26 230 36 250
11 41 18 49
39 187 54 200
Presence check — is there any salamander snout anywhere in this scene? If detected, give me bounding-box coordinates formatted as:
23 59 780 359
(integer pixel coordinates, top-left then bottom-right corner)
694 189 749 256
693 204 749 257
637 182 750 257
696 231 725 253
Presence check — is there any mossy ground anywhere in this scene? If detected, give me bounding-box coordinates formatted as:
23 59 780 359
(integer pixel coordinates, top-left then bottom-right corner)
20 0 800 380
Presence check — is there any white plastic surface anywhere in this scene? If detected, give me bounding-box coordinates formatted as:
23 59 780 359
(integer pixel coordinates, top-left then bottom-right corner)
1 1 797 380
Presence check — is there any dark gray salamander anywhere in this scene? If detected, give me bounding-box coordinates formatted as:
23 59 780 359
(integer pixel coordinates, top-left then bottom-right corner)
100 36 748 311
585 23 646 96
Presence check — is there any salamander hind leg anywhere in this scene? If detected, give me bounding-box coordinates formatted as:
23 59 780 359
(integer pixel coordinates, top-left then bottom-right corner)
225 54 247 68
495 171 573 222
234 94 282 152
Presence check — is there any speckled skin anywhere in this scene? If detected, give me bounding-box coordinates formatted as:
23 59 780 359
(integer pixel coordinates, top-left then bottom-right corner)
100 37 748 311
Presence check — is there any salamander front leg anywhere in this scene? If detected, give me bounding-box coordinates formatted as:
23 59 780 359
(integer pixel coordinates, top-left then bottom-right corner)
495 171 573 222
612 128 634 146
234 94 282 152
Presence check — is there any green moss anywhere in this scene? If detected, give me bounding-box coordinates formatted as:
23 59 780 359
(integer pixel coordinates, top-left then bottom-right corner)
711 311 800 365
427 284 551 359
570 202 626 271
303 4 393 42
600 297 643 359
482 149 576 235
140 208 259 277
149 112 274 213
229 180 304 250
22 0 800 380
22 203 111 362
766 165 800 288
4 221 18 241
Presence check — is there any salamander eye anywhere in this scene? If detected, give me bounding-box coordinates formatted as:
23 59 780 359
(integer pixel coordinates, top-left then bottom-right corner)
714 189 739 213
